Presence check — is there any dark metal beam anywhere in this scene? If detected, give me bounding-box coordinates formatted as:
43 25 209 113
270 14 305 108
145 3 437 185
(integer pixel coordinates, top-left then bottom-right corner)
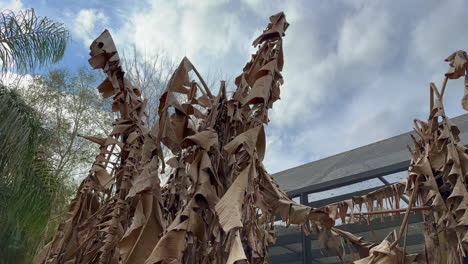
274 213 423 247
274 186 385 222
271 252 301 263
272 234 424 263
307 186 384 208
275 231 302 246
280 244 300 254
286 160 410 197
377 176 391 185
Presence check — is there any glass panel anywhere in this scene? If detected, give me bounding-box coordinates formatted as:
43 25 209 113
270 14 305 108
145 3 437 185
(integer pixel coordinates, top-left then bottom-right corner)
292 196 300 204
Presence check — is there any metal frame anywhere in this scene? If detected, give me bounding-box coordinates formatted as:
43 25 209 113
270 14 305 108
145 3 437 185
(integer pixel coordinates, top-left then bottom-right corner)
271 163 424 263
286 160 409 197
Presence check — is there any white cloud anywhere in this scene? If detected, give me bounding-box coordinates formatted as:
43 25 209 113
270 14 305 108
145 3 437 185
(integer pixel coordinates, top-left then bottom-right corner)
270 1 406 128
264 0 468 173
0 0 23 12
337 4 395 67
0 71 34 90
410 0 468 66
112 0 248 74
73 9 109 47
23 0 468 175
241 0 263 11
264 133 303 173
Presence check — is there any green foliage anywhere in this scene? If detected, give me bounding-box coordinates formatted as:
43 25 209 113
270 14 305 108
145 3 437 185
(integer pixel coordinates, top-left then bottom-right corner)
0 9 80 262
0 86 67 263
23 68 112 182
0 66 112 263
0 8 69 73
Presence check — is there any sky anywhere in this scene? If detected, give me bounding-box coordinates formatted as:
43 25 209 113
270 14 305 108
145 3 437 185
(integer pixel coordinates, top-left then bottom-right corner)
3 0 468 174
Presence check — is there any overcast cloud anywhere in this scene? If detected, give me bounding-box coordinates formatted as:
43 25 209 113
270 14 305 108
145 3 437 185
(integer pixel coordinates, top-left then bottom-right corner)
6 0 468 173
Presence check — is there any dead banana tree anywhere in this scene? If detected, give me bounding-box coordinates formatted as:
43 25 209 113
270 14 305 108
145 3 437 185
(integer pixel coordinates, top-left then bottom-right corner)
35 12 332 264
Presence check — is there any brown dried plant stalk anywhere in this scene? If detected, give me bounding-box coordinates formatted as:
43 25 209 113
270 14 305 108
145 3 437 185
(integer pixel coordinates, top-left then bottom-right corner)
34 12 331 264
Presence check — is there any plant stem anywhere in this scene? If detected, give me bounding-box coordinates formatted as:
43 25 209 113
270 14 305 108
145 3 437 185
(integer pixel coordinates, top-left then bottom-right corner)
440 76 449 98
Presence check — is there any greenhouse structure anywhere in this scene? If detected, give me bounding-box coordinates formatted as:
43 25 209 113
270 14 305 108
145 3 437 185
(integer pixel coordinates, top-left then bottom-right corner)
269 113 468 264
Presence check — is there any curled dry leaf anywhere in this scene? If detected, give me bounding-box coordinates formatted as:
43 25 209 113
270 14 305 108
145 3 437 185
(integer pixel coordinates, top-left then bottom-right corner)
224 125 266 161
215 163 251 232
445 50 468 79
181 128 218 150
226 231 247 264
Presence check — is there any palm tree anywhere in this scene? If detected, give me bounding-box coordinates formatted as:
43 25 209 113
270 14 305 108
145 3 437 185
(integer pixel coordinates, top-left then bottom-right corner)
0 86 68 263
0 8 69 73
0 8 70 263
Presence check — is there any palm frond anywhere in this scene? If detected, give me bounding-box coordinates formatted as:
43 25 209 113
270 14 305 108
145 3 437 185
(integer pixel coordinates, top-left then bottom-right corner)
0 8 69 73
0 85 44 179
0 86 67 263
